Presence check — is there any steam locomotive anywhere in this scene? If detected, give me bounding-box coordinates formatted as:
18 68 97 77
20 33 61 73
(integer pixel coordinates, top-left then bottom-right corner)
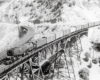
0 21 99 65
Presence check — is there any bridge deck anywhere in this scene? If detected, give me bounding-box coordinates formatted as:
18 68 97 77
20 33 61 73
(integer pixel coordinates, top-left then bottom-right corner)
0 21 99 79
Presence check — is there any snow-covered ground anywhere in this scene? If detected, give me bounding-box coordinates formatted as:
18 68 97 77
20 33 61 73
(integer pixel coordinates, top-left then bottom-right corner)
0 0 100 80
78 26 100 80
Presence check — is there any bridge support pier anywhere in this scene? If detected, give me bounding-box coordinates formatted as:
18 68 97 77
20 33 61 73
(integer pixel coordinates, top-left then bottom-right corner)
0 30 88 80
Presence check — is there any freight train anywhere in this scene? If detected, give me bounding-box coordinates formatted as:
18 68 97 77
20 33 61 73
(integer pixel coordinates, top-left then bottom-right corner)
0 21 99 65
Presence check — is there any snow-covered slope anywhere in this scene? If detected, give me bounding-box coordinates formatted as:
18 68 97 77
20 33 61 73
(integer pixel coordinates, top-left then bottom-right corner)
0 0 100 80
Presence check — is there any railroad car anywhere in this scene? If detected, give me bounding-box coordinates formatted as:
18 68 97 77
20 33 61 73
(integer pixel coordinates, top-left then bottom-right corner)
81 25 84 29
55 30 64 39
94 21 100 26
36 37 47 48
7 42 34 56
63 30 68 36
92 22 95 27
67 29 71 34
50 33 56 42
42 35 51 43
63 29 70 36
43 33 56 43
76 25 81 30
84 24 89 28
88 22 95 27
81 24 88 29
70 27 76 32
0 22 96 65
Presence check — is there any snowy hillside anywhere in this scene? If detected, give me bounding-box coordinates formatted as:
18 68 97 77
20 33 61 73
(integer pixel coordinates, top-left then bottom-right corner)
0 0 100 80
0 0 100 41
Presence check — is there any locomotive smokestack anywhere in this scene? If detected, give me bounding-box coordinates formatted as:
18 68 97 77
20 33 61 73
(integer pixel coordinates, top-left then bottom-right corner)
7 49 14 56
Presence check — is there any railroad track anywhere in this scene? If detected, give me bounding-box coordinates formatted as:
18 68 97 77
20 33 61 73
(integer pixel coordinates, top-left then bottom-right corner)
0 21 100 80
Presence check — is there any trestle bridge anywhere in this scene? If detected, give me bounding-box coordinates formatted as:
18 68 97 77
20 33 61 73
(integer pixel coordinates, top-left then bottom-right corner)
0 21 100 80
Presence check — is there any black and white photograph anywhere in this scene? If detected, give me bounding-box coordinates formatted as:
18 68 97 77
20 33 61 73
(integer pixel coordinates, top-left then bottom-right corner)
0 0 100 80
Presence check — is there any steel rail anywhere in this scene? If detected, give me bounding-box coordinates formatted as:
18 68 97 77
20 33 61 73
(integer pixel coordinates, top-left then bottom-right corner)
0 24 96 79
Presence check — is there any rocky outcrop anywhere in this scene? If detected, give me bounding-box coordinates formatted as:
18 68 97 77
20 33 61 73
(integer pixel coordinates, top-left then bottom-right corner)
88 26 100 51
